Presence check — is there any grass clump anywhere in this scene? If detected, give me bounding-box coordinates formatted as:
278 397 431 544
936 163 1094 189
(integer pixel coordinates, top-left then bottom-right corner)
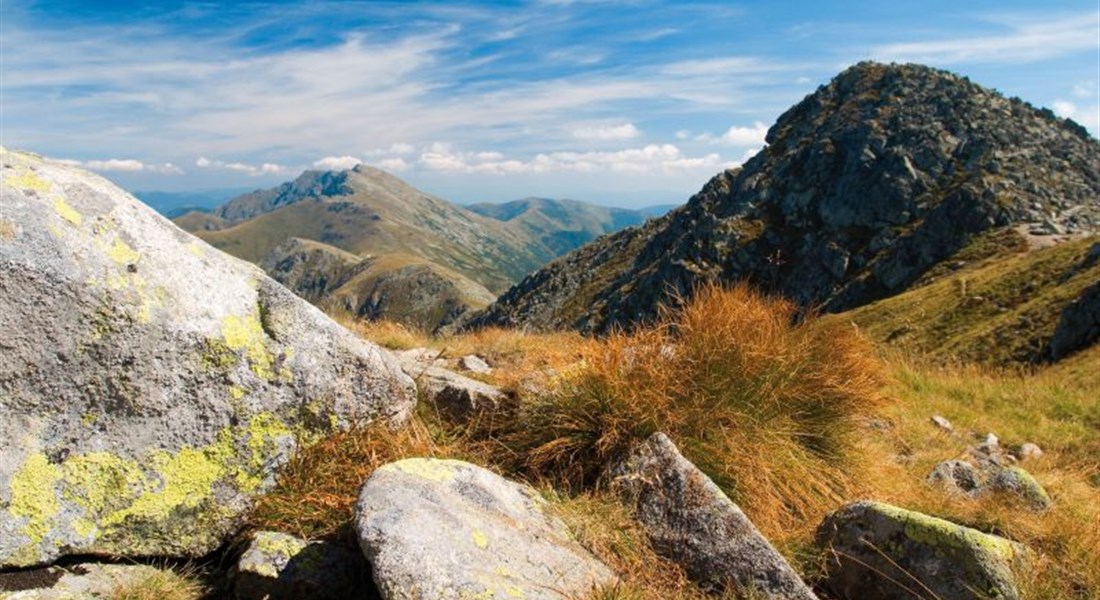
109 567 205 600
247 418 450 541
491 283 886 538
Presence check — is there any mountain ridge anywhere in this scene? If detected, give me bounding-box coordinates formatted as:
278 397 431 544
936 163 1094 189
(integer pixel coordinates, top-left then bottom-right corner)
469 61 1100 338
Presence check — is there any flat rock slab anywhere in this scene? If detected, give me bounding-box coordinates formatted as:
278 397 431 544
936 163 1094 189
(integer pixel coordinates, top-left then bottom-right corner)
816 500 1029 600
356 458 615 600
0 149 416 568
234 531 371 600
0 563 181 599
610 432 817 600
392 351 511 420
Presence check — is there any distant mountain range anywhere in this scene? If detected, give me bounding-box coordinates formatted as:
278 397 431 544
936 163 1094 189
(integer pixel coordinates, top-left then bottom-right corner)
133 188 251 218
470 62 1099 362
173 170 668 331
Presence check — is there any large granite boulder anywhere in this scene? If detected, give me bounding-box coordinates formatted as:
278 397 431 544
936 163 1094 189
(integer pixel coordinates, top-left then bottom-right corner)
816 500 1029 600
355 458 615 600
610 432 817 599
0 148 416 568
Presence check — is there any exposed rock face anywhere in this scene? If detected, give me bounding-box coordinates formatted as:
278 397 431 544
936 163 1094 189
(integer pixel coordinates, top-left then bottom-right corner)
1046 280 1100 360
816 500 1029 600
611 433 817 599
355 458 615 600
234 531 369 600
472 62 1100 334
0 149 416 568
213 169 355 222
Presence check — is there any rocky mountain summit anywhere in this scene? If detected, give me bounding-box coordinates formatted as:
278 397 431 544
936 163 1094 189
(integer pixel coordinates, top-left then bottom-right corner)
472 62 1100 334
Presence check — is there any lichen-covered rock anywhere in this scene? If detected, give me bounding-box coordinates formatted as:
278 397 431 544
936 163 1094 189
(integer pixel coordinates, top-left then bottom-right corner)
234 531 370 600
0 563 187 599
610 433 817 599
355 458 615 600
0 149 416 568
816 500 1029 600
927 459 982 495
990 466 1052 510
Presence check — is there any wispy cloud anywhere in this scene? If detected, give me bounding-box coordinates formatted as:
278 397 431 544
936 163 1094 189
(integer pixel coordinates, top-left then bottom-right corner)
572 123 642 141
872 12 1100 64
56 157 184 174
415 143 727 175
196 157 286 176
313 156 362 171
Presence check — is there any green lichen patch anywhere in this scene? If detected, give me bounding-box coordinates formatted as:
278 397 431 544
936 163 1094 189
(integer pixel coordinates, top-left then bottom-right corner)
220 312 290 381
384 458 462 483
869 501 1023 562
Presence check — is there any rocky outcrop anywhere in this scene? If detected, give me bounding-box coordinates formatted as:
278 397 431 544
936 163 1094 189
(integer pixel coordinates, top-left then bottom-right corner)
234 531 368 600
816 500 1029 600
0 149 416 568
1046 280 1100 360
611 433 817 599
392 350 513 421
355 458 615 600
472 62 1100 334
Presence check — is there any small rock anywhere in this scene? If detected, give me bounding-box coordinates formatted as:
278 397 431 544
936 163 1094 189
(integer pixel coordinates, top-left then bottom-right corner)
458 354 492 374
611 432 817 599
234 531 369 600
990 466 1052 510
356 458 615 600
927 459 981 495
816 500 1029 600
392 351 513 421
1017 442 1043 461
930 414 953 432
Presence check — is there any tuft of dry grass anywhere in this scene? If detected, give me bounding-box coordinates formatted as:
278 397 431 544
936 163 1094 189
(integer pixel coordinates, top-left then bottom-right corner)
109 567 205 600
247 418 452 541
487 283 887 540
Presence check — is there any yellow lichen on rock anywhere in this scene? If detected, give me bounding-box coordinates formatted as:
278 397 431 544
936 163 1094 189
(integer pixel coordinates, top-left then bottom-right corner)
9 454 62 547
106 238 141 265
385 458 462 483
221 313 277 380
472 529 489 549
104 447 226 526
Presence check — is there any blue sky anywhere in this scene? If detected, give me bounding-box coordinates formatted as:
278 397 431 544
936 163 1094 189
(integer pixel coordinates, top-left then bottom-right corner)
2 1 1097 207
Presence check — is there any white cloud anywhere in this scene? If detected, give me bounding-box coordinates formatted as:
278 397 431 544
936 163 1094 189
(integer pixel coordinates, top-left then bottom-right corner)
1051 99 1100 131
195 156 287 176
692 122 769 146
872 12 1099 64
84 159 145 172
572 123 641 141
416 144 724 175
1073 81 1097 98
374 158 410 172
674 130 691 140
59 158 184 175
313 155 362 171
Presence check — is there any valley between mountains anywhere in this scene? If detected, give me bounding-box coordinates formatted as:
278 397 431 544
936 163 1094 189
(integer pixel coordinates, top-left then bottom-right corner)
1 61 1098 600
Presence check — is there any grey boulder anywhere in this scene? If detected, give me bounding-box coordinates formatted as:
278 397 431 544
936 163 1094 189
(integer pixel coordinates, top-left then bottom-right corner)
0 148 416 568
392 351 511 421
816 500 1029 600
610 432 817 600
355 458 615 600
0 563 191 599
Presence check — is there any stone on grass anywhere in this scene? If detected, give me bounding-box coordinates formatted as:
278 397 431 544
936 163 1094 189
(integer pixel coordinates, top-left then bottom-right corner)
0 149 416 568
393 351 511 420
610 432 817 600
927 459 981 495
1017 443 1044 461
356 458 615 600
816 500 1029 600
0 563 188 600
458 354 493 374
930 414 954 432
991 466 1052 510
234 531 369 600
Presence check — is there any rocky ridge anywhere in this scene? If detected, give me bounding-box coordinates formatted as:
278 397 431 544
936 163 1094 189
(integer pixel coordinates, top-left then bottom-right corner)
471 62 1100 334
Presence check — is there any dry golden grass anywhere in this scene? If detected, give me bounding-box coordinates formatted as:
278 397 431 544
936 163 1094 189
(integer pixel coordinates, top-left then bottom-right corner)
247 418 455 541
109 567 205 600
485 283 886 540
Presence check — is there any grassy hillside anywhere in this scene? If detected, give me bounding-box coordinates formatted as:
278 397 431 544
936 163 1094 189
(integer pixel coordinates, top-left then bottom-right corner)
840 233 1099 365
